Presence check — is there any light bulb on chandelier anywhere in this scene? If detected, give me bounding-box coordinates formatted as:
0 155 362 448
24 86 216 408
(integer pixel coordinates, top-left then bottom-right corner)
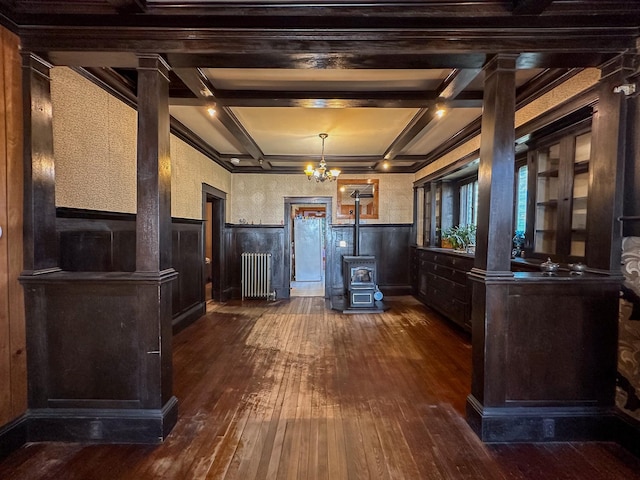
305 133 341 182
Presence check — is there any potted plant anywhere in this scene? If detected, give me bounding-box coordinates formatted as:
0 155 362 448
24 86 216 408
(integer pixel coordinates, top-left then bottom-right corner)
441 224 476 252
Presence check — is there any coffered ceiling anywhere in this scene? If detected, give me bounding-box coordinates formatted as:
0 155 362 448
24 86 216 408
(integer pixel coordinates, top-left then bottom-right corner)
1 0 638 175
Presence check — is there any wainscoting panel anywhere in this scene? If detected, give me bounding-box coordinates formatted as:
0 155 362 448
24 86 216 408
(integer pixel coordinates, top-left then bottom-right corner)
224 225 285 299
56 208 205 331
329 224 412 297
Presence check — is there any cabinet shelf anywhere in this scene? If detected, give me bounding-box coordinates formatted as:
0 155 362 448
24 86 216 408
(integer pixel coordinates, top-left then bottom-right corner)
529 130 591 262
574 160 589 174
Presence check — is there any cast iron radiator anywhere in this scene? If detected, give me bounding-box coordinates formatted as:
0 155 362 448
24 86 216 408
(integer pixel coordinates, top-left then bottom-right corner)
241 252 275 300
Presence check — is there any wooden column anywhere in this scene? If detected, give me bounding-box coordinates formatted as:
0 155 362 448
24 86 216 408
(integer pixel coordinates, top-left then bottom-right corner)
21 54 58 274
136 54 172 273
587 54 635 268
19 53 178 445
622 55 640 237
134 54 177 412
473 54 517 275
467 55 621 444
467 54 517 421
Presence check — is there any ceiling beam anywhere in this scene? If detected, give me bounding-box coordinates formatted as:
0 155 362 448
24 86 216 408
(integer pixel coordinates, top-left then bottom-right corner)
382 67 483 161
513 0 555 15
172 67 266 164
106 0 147 14
382 108 437 162
168 90 484 109
438 68 483 101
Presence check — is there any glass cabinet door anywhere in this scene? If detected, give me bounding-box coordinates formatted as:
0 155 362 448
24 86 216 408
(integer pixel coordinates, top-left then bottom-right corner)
570 132 590 257
528 127 591 262
534 143 560 255
423 185 431 246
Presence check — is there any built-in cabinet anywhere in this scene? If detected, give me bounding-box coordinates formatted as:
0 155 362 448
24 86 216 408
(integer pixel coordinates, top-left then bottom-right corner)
412 247 474 332
527 126 591 262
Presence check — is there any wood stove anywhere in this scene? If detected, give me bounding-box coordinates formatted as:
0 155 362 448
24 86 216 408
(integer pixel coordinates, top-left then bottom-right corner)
343 255 377 308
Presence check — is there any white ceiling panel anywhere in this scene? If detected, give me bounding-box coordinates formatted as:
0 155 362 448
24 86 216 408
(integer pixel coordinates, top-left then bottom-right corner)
230 107 419 156
204 68 452 91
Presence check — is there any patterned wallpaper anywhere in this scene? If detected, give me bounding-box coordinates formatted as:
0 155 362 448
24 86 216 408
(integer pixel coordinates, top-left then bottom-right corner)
171 135 231 220
51 67 138 213
230 173 414 225
415 68 601 181
619 237 640 421
51 67 231 220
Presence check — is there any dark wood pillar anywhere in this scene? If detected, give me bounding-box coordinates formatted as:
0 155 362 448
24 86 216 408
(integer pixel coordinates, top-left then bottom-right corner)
134 54 177 412
19 54 178 445
136 54 172 273
467 54 517 421
587 54 635 268
622 57 640 237
22 54 58 274
473 55 517 275
467 55 621 443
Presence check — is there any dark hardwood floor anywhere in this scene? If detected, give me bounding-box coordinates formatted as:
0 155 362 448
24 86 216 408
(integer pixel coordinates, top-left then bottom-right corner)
1 296 639 479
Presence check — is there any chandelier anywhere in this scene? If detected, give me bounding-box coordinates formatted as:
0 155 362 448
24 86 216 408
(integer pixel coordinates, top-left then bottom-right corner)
304 133 341 182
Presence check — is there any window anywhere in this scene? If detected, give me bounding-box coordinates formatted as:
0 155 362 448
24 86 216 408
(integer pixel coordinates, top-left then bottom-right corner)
459 179 478 226
515 164 528 233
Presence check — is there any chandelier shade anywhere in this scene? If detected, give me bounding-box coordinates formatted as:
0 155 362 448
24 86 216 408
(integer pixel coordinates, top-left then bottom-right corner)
305 133 341 182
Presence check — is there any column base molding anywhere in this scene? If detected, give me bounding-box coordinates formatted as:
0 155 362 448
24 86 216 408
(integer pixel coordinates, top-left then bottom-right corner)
466 394 615 443
27 396 178 444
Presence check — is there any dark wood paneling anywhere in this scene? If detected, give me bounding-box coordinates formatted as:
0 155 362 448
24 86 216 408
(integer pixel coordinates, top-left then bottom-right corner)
171 223 203 320
225 225 285 298
20 271 179 443
331 224 412 296
45 284 140 405
467 272 621 442
56 208 204 328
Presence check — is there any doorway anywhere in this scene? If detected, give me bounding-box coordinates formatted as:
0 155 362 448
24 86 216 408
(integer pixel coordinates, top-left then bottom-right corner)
290 205 326 297
283 196 332 299
202 184 226 302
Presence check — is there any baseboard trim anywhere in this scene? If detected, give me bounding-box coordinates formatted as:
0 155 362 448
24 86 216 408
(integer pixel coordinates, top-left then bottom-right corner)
0 415 28 459
172 301 206 334
27 396 178 444
614 409 640 457
466 394 615 443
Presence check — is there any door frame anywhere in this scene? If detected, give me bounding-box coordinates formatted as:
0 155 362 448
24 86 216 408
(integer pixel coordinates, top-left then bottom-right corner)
284 196 332 299
202 183 226 302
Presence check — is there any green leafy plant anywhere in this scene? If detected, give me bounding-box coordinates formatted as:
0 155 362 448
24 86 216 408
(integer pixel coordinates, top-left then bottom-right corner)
441 224 477 251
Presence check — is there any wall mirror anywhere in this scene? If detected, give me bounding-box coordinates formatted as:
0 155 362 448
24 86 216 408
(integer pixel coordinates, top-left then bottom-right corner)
337 179 379 219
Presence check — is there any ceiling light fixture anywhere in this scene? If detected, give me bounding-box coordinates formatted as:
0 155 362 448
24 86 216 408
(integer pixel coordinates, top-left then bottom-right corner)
207 103 217 117
435 103 446 119
305 133 341 182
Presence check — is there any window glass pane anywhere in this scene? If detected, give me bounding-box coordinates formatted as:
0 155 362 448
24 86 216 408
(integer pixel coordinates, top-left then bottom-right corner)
516 165 528 233
459 180 478 226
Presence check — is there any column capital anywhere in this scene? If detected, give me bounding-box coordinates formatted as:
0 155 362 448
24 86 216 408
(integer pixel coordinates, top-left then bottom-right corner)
136 53 171 80
483 54 519 74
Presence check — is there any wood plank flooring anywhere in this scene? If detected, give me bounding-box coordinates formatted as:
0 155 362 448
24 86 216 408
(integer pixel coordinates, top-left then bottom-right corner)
1 296 640 479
